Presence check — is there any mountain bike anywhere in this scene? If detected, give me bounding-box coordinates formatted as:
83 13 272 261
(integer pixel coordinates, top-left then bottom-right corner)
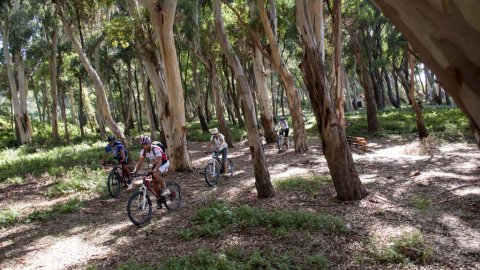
276 130 289 152
127 171 181 226
204 151 234 187
105 163 133 198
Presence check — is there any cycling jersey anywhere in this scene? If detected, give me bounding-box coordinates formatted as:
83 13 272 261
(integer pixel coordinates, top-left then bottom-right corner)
105 141 128 162
276 120 289 130
140 145 168 161
211 133 228 151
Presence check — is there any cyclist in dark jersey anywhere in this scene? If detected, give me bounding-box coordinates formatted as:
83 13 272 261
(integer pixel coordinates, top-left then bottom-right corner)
100 135 131 186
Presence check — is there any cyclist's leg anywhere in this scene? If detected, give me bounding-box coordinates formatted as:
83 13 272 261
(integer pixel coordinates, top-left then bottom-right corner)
158 160 169 190
152 172 163 196
284 128 289 146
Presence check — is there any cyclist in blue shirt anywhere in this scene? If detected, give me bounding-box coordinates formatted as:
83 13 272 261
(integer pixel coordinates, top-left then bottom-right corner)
100 135 131 185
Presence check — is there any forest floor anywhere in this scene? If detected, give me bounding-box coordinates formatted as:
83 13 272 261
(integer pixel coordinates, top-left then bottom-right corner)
0 137 479 269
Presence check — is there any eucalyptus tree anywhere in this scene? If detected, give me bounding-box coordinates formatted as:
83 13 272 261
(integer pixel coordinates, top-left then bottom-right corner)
138 0 193 171
0 0 36 144
408 43 428 139
247 0 276 144
214 0 274 198
256 0 308 153
296 0 367 201
54 0 127 146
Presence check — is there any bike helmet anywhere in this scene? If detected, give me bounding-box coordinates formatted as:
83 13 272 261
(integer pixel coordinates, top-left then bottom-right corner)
140 135 151 145
210 128 219 135
107 135 115 142
279 116 285 121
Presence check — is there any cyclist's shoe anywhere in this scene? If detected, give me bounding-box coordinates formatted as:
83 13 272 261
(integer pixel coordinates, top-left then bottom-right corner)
161 188 171 197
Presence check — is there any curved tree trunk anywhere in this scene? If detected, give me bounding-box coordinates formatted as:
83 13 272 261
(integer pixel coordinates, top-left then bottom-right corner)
257 0 309 153
297 0 367 201
210 62 234 148
408 43 429 139
349 27 379 132
333 0 345 128
57 3 127 147
214 0 274 198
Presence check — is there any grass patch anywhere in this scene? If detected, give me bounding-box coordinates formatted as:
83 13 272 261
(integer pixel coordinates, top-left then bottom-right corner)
177 201 349 240
4 176 28 185
44 167 107 197
317 106 473 141
0 142 103 183
367 230 435 264
274 172 331 196
116 261 155 270
0 209 19 227
162 247 330 270
26 197 84 223
410 195 432 211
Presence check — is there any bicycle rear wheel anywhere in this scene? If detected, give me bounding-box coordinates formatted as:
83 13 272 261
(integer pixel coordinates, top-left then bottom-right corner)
277 135 286 151
107 171 121 198
164 181 181 210
127 190 152 226
204 163 220 186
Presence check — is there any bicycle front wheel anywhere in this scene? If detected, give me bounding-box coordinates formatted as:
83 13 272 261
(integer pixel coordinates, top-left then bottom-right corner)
107 171 121 198
204 163 220 187
127 190 152 226
164 181 181 210
277 135 285 151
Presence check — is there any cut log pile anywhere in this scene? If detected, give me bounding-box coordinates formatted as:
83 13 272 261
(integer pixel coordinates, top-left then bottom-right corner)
347 136 368 152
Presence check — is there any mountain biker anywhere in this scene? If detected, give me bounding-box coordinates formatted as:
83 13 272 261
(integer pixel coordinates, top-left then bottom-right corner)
275 116 289 144
207 128 228 174
131 135 170 204
100 135 131 186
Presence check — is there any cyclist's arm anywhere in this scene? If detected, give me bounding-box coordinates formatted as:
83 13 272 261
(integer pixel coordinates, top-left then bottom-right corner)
100 153 108 164
152 155 162 171
119 149 126 163
133 156 145 172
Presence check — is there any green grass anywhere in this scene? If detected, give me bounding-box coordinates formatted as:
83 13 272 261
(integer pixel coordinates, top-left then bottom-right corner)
44 167 107 197
177 201 349 240
0 142 103 183
0 209 19 227
25 197 84 223
274 172 331 196
307 106 472 141
161 247 330 270
410 195 432 211
367 231 435 264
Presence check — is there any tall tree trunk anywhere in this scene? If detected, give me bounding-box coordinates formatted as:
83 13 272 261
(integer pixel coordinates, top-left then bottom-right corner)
56 3 127 146
257 0 309 153
31 78 43 122
214 0 274 198
94 45 107 138
249 1 276 143
49 23 60 143
333 0 345 128
210 62 234 148
408 43 429 139
192 0 209 133
133 65 144 131
125 60 135 135
297 0 367 201
349 27 379 132
78 75 85 137
141 0 192 171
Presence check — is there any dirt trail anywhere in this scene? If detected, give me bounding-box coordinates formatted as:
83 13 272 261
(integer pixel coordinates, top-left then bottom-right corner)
0 139 479 269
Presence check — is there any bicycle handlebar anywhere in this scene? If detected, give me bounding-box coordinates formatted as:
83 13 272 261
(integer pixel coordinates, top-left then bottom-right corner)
130 171 153 178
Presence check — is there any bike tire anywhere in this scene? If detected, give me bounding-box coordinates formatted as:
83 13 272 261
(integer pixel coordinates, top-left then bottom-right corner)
204 163 220 187
127 190 152 226
107 171 121 198
164 181 181 210
277 135 285 151
226 158 234 176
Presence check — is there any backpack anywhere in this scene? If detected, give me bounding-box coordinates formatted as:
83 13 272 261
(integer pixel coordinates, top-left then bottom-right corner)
152 141 167 154
142 140 168 160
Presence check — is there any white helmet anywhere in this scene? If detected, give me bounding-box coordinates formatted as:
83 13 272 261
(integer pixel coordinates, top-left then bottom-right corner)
140 135 151 145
